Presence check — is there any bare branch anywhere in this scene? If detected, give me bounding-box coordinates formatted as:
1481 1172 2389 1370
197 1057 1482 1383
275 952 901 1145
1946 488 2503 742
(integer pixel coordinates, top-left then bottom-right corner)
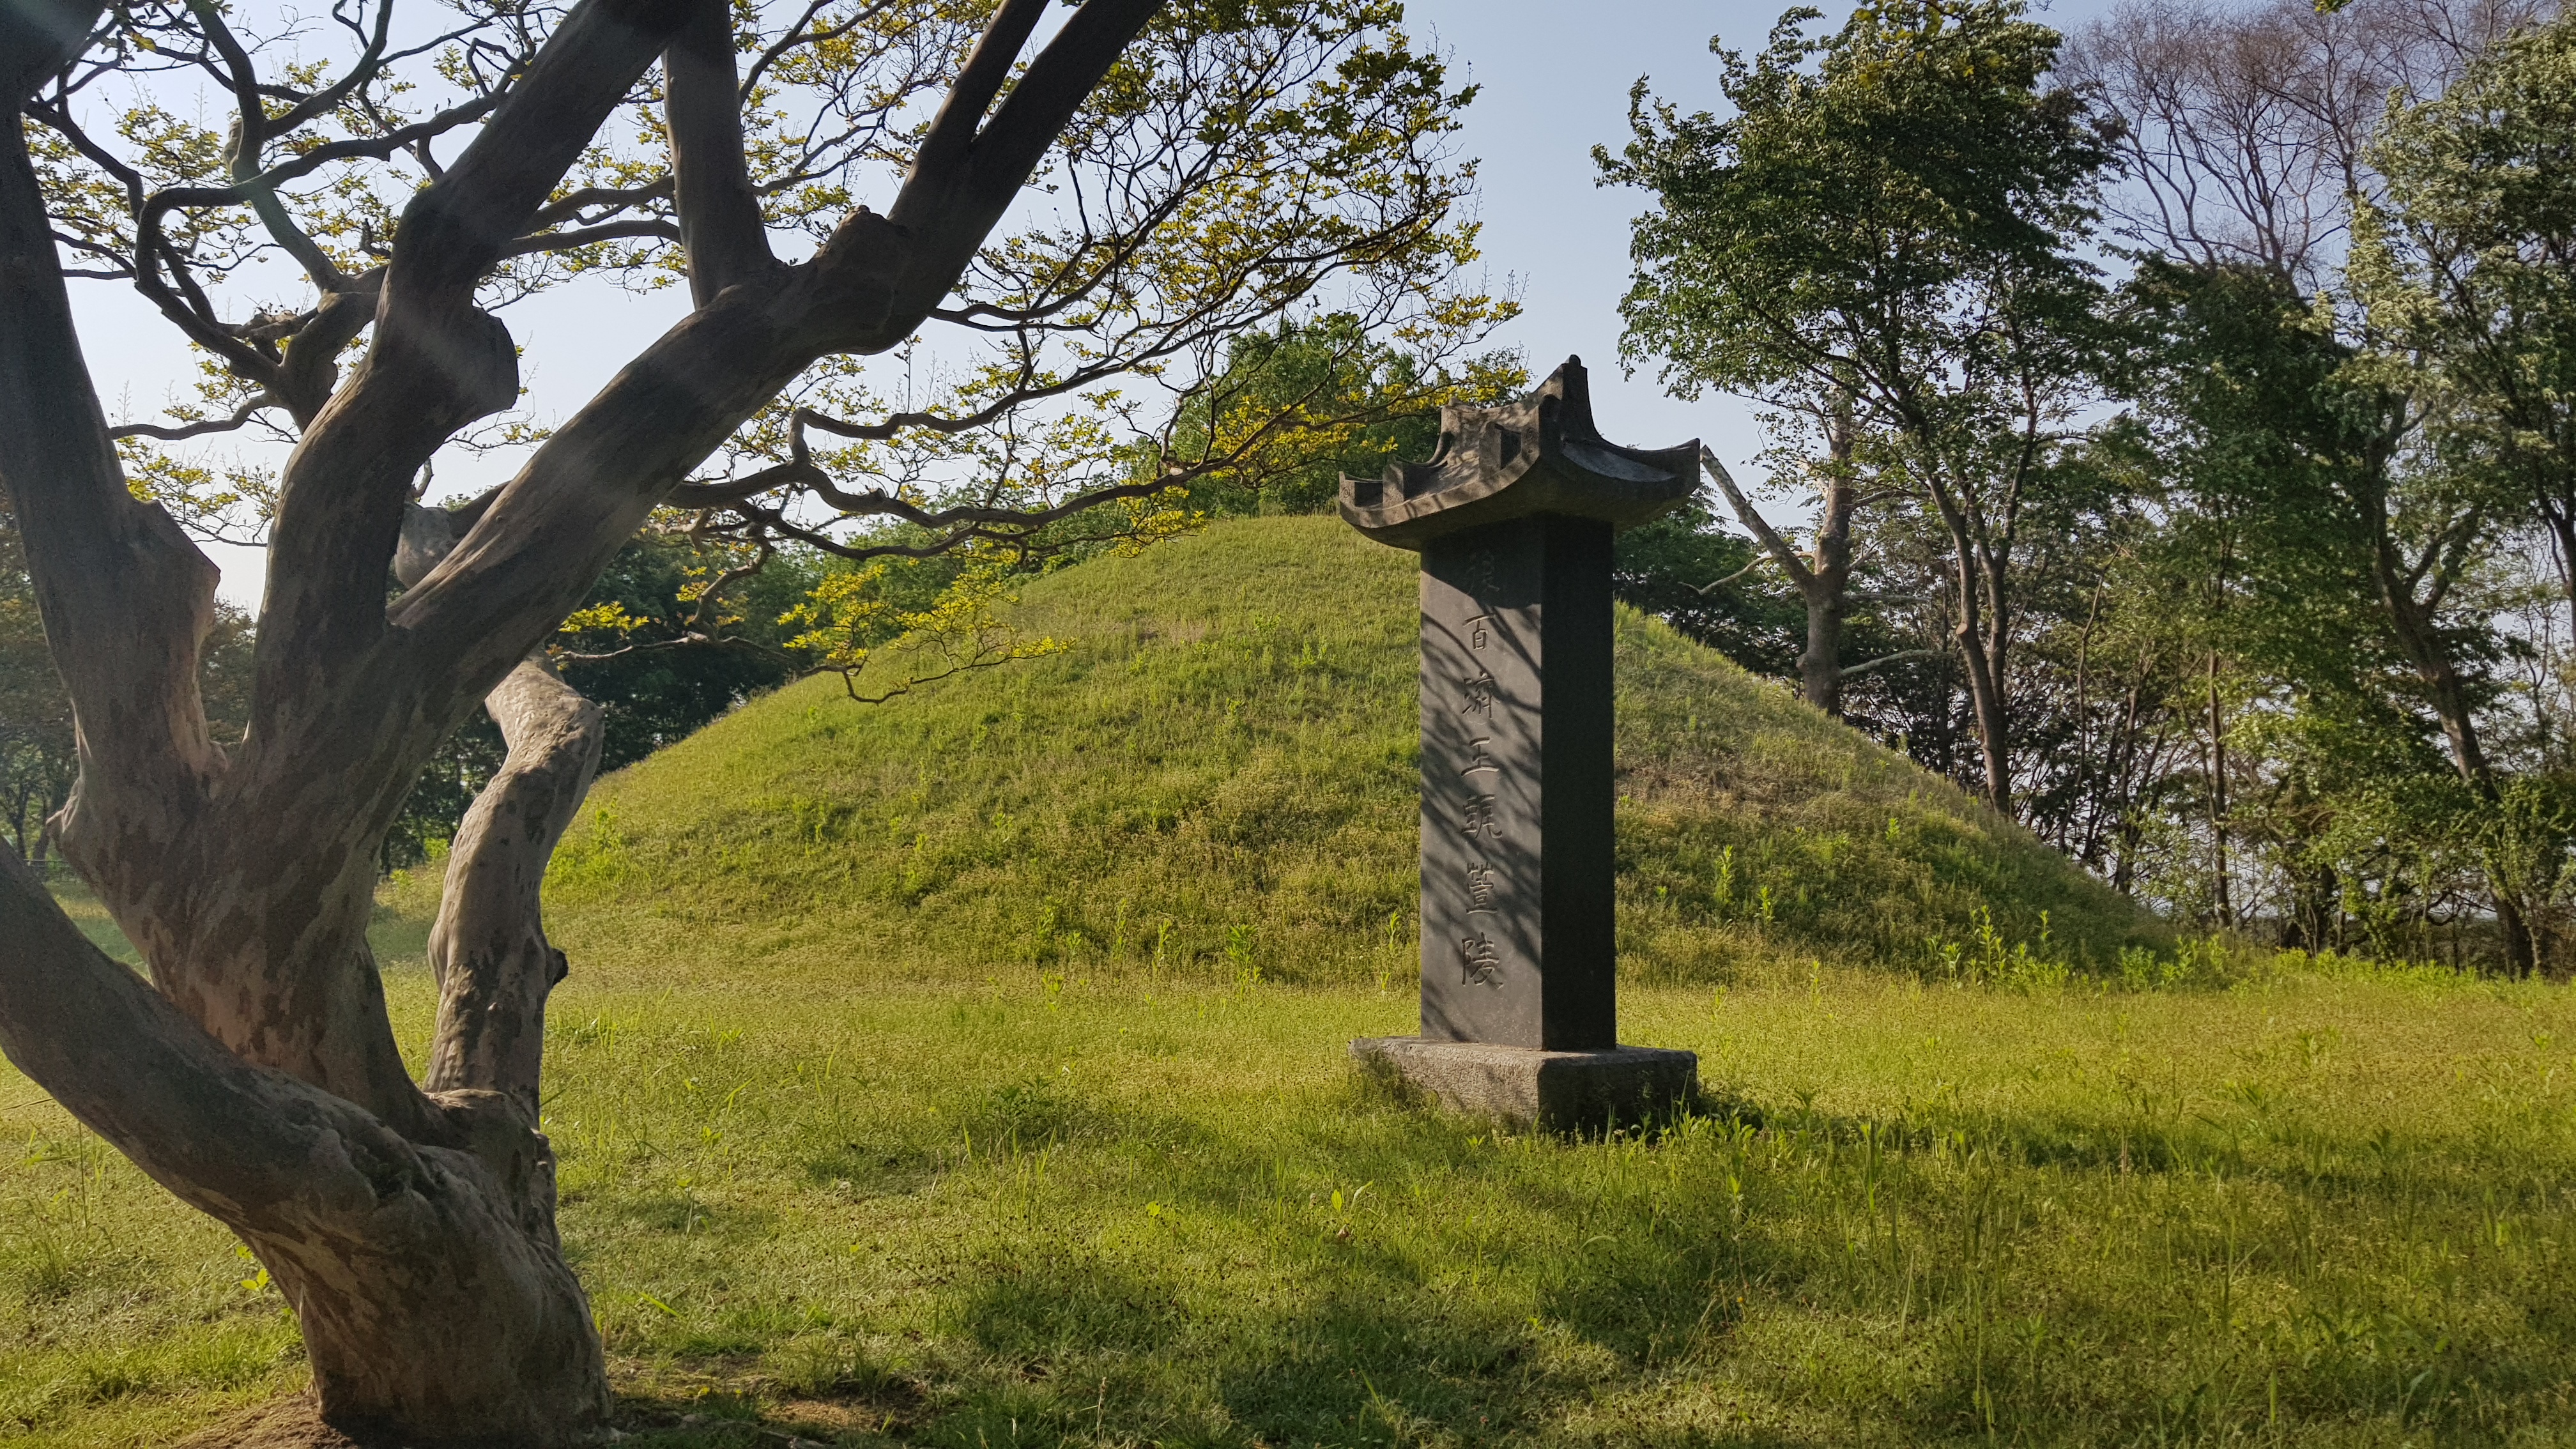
111 394 279 441
1701 445 1815 592
186 0 348 289
1694 553 1778 594
498 217 680 256
1839 648 1943 680
528 177 671 230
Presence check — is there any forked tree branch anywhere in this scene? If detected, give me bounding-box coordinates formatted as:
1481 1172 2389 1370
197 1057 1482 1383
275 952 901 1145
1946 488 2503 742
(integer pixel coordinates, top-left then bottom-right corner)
1701 445 1816 592
4 0 445 1133
394 0 1172 697
883 0 1163 314
396 507 604 1115
251 0 700 728
907 0 1050 186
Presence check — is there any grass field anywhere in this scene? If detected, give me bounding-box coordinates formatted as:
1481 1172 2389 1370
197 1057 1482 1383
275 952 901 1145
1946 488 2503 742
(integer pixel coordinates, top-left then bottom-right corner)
8 947 2576 1446
6 519 2576 1446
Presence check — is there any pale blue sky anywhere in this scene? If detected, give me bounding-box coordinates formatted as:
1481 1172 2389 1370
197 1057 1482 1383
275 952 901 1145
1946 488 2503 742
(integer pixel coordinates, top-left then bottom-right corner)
65 0 2121 602
1402 0 2119 464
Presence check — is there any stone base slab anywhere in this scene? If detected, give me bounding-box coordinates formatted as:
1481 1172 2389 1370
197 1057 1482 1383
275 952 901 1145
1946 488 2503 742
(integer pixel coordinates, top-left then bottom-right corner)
1351 1037 1698 1131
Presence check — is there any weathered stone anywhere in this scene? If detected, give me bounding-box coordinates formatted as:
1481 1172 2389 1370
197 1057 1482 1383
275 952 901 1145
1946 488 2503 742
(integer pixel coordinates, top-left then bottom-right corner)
1351 1037 1699 1132
1340 355 1701 547
1414 513 1615 1047
1338 357 1699 1125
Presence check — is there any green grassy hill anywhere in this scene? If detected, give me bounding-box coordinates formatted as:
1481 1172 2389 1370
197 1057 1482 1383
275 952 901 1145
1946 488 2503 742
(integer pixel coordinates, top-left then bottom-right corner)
24 519 2576 1449
525 514 2156 986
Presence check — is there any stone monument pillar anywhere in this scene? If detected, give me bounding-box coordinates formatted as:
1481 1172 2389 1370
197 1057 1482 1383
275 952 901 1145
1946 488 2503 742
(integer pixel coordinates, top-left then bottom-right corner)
1342 357 1700 1130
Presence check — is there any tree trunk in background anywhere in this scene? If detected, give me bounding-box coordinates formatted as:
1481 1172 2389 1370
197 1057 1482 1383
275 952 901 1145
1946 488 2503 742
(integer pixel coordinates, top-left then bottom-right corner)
1798 421 1859 718
1936 507 2015 816
1699 414 1859 719
2374 530 2539 975
2207 652 2231 926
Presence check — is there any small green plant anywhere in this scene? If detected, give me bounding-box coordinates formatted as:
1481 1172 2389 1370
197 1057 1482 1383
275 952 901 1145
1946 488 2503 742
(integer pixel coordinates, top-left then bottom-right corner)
1375 909 1406 993
1225 923 1262 988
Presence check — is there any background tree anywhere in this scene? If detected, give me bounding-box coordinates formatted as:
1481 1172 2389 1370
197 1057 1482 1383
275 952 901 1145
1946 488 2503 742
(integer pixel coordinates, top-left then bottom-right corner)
2062 0 2545 291
1169 314 1526 518
1602 0 2119 810
1689 403 1940 719
0 0 1502 1437
2058 0 2571 969
2361 17 2576 611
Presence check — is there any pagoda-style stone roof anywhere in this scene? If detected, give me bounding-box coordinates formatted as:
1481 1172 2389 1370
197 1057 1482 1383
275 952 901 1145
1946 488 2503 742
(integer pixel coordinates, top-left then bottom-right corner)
1338 356 1698 550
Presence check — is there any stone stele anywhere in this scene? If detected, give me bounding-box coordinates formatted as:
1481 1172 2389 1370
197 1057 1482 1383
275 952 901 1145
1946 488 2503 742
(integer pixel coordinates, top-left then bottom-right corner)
1340 356 1700 1131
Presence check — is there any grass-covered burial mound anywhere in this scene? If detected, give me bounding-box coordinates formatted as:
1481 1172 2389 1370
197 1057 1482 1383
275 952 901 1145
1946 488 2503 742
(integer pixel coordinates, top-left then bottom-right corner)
533 514 2154 988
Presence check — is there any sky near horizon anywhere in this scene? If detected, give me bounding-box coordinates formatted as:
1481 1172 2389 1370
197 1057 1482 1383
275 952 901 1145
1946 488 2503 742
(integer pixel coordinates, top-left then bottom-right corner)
63 0 2120 606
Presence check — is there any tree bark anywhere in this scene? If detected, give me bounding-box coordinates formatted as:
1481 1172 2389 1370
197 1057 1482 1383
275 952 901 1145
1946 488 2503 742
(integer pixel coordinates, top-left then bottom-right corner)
399 507 606 1113
1698 420 1859 719
1800 417 1859 717
1924 469 2016 814
0 0 1172 1437
2207 650 2231 927
0 827 608 1443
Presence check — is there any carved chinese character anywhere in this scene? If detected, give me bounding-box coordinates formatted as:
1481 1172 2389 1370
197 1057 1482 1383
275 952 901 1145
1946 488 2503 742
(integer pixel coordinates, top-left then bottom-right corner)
1465 613 1492 650
1458 933 1503 986
1464 863 1498 913
1461 737 1498 776
1461 551 1499 594
1459 670 1496 714
1459 793 1502 839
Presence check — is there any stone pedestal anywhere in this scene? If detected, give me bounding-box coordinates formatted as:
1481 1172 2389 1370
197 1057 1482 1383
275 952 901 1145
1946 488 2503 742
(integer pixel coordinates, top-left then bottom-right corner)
1352 1037 1698 1132
1340 357 1701 1130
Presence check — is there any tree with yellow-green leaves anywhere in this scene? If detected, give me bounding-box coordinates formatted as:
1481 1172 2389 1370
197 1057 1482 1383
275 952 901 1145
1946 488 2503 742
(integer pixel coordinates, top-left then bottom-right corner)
0 0 1505 1436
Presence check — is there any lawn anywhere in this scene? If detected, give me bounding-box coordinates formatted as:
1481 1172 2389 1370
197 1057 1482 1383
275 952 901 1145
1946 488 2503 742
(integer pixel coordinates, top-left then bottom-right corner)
6 940 2576 1447
5 518 2571 1446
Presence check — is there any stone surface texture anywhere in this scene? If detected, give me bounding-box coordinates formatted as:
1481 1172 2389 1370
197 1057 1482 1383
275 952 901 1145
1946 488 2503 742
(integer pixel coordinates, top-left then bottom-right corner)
1351 1037 1699 1132
1342 356 1696 1055
1415 515 1616 1047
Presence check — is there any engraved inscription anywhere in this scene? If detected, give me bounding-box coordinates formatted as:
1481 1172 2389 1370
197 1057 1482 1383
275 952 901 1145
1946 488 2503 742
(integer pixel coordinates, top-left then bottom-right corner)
1459 932 1503 987
1464 862 1498 913
1465 613 1492 650
1461 737 1498 776
1459 670 1497 715
1459 793 1503 839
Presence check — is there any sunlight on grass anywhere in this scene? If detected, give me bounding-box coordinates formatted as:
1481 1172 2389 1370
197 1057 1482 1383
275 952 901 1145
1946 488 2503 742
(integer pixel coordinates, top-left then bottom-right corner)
9 942 2576 1446
5 521 2568 1446
505 518 2158 993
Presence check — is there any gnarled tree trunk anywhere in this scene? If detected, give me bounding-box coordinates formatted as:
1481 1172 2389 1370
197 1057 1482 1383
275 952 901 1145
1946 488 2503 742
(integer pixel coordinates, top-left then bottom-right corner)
0 0 1169 1438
